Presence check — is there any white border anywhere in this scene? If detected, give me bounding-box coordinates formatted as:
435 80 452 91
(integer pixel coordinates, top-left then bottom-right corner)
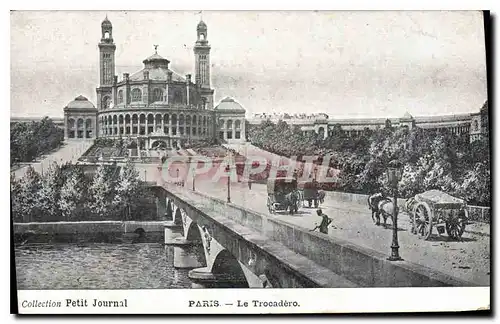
4 0 497 321
17 287 490 314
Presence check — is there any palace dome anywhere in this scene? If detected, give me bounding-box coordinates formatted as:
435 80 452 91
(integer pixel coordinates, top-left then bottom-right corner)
215 97 246 112
65 95 96 110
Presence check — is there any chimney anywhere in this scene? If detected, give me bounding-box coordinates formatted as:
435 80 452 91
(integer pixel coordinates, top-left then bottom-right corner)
167 71 173 83
186 74 191 84
113 75 118 84
123 73 130 82
144 71 149 80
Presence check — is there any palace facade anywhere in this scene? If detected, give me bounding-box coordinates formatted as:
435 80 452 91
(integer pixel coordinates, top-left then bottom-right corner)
63 17 247 149
247 101 489 143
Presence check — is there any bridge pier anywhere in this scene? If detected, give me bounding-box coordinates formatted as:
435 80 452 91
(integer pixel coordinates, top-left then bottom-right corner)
188 267 249 288
163 221 183 244
170 238 206 269
165 200 173 221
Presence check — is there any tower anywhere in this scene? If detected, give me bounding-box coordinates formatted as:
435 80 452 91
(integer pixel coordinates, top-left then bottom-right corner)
194 20 214 109
194 20 211 88
96 16 116 111
99 16 116 86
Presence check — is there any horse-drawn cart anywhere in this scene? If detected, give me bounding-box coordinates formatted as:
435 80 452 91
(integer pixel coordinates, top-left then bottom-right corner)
267 177 300 214
408 190 468 240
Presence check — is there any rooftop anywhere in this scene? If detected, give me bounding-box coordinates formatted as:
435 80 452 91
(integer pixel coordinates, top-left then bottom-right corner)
64 95 96 110
215 97 246 112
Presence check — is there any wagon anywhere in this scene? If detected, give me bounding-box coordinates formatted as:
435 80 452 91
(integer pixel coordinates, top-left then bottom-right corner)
297 179 320 208
409 190 469 240
267 177 299 214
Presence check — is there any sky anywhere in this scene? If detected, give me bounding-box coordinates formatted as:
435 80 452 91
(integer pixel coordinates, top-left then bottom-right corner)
10 10 488 119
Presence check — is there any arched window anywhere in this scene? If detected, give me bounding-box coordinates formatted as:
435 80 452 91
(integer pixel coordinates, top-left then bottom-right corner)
474 120 479 131
235 120 241 129
131 88 142 102
227 119 233 129
118 90 123 104
201 97 207 109
104 31 110 39
153 88 163 102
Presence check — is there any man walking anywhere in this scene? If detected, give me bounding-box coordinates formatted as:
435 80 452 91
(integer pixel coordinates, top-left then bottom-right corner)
311 208 333 234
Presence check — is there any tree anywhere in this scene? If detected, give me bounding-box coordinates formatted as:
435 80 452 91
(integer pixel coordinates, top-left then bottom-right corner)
87 164 117 219
37 162 63 221
112 161 140 220
59 168 86 221
10 173 23 222
458 162 491 206
17 165 42 222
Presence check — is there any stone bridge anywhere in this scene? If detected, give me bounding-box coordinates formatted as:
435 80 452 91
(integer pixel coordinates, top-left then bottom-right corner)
150 182 473 289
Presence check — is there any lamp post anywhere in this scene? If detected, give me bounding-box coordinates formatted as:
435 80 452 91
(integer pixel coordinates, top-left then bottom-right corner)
189 157 195 191
387 159 403 261
226 164 231 203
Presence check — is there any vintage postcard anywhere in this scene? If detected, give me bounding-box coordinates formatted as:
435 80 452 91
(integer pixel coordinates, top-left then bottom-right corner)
10 10 490 314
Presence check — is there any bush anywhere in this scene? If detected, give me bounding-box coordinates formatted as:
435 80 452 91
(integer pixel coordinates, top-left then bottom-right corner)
248 120 491 206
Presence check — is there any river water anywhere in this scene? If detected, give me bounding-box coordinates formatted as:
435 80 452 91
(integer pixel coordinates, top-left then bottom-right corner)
15 242 192 290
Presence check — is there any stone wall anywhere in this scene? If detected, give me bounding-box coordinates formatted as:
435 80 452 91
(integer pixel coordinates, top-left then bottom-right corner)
13 221 168 235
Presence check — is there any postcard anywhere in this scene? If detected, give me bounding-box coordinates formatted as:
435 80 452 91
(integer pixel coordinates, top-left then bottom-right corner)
10 10 490 314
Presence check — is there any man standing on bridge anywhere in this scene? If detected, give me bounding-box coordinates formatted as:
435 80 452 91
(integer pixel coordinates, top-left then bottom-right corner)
311 208 332 234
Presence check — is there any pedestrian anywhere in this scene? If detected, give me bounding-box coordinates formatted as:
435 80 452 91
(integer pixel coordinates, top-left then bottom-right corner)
310 208 332 234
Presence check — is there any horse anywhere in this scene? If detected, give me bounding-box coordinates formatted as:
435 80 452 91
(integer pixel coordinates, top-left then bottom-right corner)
285 190 300 214
317 190 326 204
368 192 391 225
377 199 397 227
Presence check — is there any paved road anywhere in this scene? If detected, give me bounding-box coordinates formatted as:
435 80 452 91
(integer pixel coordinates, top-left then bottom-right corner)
12 140 93 179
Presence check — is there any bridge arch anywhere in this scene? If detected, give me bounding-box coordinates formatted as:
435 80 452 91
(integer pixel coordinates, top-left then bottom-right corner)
211 250 249 288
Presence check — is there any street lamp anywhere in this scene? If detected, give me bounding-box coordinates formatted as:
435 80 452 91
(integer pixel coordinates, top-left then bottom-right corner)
226 164 231 203
188 157 195 191
387 159 403 261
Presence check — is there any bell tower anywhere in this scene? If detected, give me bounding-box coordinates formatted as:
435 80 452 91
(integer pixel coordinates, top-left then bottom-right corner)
98 16 116 86
96 16 116 111
194 19 214 109
194 20 211 88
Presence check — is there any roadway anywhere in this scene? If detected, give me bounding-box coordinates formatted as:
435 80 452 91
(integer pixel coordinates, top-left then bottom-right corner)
12 140 93 179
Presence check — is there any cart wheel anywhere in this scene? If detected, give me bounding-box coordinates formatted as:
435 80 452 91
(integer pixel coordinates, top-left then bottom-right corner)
446 209 467 240
413 202 432 240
